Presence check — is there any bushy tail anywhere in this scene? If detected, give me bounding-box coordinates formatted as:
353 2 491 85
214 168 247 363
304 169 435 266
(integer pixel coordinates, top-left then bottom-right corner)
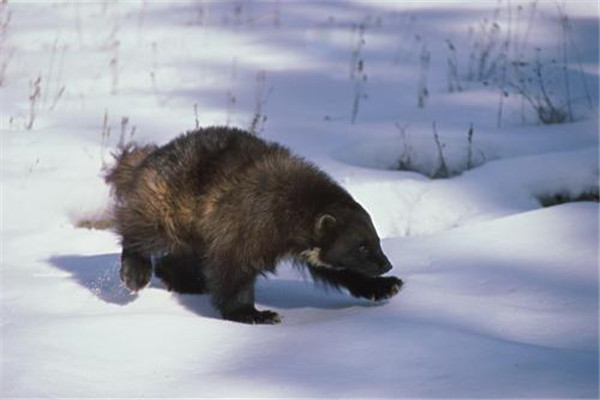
104 143 157 201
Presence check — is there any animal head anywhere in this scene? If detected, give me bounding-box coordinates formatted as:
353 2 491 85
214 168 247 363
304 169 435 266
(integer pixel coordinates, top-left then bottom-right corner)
303 204 393 277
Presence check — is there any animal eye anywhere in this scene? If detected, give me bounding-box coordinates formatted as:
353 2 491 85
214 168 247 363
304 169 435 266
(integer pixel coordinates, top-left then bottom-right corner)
357 244 369 255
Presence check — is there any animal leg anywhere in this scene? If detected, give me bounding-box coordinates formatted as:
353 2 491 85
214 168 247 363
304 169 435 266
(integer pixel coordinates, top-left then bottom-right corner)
308 266 403 301
120 242 153 292
154 250 206 294
207 266 281 324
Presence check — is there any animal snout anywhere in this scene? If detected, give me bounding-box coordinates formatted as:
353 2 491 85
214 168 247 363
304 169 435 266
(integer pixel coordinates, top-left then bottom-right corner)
378 258 393 274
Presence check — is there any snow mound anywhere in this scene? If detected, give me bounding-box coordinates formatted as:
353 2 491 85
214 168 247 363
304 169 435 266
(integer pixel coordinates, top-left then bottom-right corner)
2 204 596 398
341 146 599 238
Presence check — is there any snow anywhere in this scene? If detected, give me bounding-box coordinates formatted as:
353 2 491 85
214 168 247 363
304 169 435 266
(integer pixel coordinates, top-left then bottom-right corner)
1 1 598 398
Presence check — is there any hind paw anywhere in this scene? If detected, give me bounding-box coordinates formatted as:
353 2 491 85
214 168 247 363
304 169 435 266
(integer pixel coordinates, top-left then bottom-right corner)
120 255 152 292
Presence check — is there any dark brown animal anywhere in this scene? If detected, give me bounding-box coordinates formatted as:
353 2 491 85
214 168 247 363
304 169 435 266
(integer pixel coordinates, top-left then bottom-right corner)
105 127 402 324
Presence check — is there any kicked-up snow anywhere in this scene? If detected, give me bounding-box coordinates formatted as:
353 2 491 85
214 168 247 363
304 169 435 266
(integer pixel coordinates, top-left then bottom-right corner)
1 1 598 398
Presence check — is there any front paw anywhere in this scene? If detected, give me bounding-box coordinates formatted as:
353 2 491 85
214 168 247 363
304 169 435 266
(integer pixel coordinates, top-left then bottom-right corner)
352 276 403 301
223 308 282 325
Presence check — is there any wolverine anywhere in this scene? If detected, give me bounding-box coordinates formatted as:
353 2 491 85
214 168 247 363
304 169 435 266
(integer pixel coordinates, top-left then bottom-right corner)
105 126 403 324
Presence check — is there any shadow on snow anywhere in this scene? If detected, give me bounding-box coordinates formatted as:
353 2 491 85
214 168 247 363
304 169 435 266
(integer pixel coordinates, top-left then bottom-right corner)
47 253 375 318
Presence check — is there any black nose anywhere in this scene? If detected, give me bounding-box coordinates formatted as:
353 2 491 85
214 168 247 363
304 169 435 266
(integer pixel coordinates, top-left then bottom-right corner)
379 258 393 274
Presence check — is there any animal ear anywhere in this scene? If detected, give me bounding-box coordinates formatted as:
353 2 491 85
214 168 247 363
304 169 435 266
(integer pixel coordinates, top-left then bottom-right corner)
315 214 337 237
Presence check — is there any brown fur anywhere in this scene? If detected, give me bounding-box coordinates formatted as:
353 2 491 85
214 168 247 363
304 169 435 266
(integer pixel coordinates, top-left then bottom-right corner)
104 143 157 202
105 127 402 324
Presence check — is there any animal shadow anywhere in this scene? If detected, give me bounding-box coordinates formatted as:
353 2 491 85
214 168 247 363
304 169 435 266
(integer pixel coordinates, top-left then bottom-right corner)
256 278 374 310
49 253 139 306
48 253 218 318
48 254 373 318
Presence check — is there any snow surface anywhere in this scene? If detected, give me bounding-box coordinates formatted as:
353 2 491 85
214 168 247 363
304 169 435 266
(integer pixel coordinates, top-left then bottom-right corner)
1 1 599 398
